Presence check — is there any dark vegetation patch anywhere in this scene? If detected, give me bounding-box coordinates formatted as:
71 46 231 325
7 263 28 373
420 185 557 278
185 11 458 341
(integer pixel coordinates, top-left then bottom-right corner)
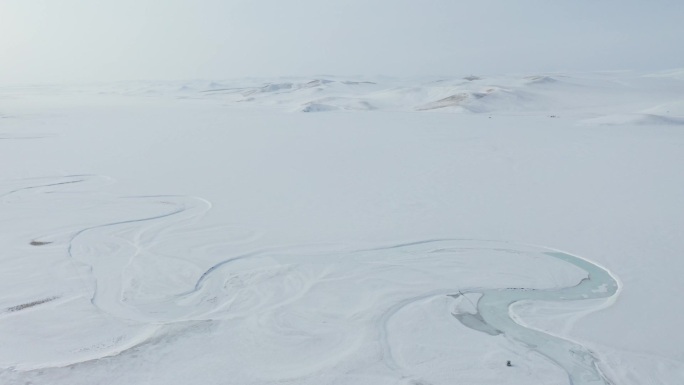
30 240 52 246
7 296 58 312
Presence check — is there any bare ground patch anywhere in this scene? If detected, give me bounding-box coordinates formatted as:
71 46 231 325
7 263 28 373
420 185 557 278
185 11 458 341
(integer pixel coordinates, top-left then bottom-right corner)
30 240 53 246
7 296 59 312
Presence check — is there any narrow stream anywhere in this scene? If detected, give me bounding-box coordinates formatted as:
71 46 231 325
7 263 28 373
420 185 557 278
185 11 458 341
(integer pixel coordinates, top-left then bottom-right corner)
455 251 619 385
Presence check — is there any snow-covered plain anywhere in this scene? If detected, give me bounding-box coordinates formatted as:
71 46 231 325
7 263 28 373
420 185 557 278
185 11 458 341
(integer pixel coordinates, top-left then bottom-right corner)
1 70 683 384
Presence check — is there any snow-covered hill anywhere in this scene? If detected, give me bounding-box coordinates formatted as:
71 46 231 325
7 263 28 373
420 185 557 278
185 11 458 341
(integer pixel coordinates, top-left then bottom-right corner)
87 70 684 125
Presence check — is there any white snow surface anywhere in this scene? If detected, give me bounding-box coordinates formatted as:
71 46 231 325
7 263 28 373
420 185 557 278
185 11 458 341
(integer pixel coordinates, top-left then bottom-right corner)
1 70 683 384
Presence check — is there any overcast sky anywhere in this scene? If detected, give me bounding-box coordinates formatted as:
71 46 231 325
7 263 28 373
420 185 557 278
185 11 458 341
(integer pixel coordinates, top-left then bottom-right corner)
1 0 682 83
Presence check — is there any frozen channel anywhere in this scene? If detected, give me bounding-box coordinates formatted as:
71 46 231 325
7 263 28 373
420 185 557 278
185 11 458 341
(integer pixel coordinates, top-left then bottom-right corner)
454 250 620 385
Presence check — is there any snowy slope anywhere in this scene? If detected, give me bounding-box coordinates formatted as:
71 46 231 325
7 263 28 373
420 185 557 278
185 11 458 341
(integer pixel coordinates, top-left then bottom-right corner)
89 70 684 122
0 70 683 385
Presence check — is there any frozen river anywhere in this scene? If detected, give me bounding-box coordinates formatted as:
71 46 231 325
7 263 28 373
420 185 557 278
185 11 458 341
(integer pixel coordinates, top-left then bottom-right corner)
455 248 619 385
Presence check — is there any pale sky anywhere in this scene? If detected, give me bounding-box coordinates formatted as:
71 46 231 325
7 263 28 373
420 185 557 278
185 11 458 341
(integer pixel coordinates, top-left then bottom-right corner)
1 0 682 83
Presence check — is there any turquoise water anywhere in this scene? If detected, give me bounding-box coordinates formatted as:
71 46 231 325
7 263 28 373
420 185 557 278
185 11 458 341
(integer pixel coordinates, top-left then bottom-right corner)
459 251 619 385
